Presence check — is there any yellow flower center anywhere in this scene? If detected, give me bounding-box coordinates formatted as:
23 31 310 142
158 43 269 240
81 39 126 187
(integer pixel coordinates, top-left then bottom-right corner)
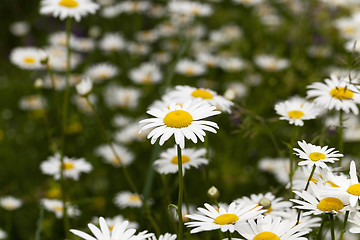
129 194 141 202
330 87 354 100
347 183 360 195
317 197 344 212
288 110 304 119
253 231 280 240
163 110 193 128
325 180 339 188
345 27 355 34
53 206 64 212
142 74 152 83
309 152 325 161
59 0 79 7
213 214 239 225
191 89 213 99
112 157 122 165
185 68 195 75
24 57 35 63
62 162 74 170
171 155 190 164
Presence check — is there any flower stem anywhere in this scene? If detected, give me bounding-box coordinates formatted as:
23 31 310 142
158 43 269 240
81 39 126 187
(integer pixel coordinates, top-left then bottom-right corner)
339 211 349 240
177 144 184 240
316 214 327 240
338 110 344 166
289 127 298 198
227 231 232 240
329 213 335 240
35 205 44 240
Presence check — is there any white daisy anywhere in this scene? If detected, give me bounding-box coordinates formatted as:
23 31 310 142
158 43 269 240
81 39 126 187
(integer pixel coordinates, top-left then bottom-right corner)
149 233 177 240
154 145 208 175
76 77 93 96
224 82 247 101
0 228 6 239
185 202 263 233
291 183 349 215
40 153 92 180
258 157 290 184
104 85 142 110
9 21 30 37
349 212 360 234
95 144 134 167
91 215 139 230
139 100 221 149
10 47 46 70
166 85 234 113
40 0 99 22
19 95 46 111
168 1 213 17
284 209 321 232
136 29 159 43
127 42 150 56
99 32 126 52
86 63 119 82
218 57 246 72
72 37 95 52
0 196 22 210
70 217 153 240
293 140 343 169
114 191 143 209
73 94 97 113
307 74 360 114
48 31 76 47
234 192 292 219
42 198 80 218
254 54 290 72
235 215 309 240
175 59 206 77
274 97 320 126
115 122 150 144
129 63 162 84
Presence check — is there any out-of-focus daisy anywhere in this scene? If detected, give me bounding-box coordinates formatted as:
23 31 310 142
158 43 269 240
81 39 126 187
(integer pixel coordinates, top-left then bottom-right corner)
91 215 139 230
10 47 46 70
334 17 359 40
104 85 141 110
99 33 126 52
254 54 290 72
166 85 233 113
235 215 309 240
95 144 134 167
115 122 150 144
224 82 247 101
40 0 99 22
112 115 132 128
292 183 349 215
129 63 162 84
119 1 151 13
127 42 150 56
168 1 213 17
40 153 92 180
274 97 320 126
43 74 66 90
70 217 153 240
9 21 30 37
185 202 263 233
114 191 142 209
175 59 206 77
136 29 159 43
48 31 76 47
139 100 220 149
307 74 360 114
196 52 219 68
149 233 177 240
232 0 264 6
19 95 46 111
76 77 92 96
293 140 343 169
42 198 80 218
258 157 290 184
0 196 22 210
72 37 95 52
154 146 208 175
0 229 6 239
73 94 97 113
152 51 171 65
218 57 246 72
86 63 119 82
349 212 360 234
235 192 292 219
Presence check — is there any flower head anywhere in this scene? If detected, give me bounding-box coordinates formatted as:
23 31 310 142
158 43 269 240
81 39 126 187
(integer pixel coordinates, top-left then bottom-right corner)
76 77 93 96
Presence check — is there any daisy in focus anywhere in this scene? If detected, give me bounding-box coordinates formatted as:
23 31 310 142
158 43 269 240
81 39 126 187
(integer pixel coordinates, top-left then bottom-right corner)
10 47 46 70
274 97 320 126
91 215 139 230
293 140 343 169
70 217 153 240
40 153 93 180
166 85 234 113
114 191 143 209
185 202 263 233
149 233 177 240
139 100 221 149
154 145 208 175
307 74 360 114
235 215 309 240
0 196 22 211
40 0 99 22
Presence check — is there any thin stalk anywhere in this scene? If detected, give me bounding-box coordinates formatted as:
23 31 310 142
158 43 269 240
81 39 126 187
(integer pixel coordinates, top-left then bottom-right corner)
296 165 316 224
289 127 298 197
316 214 327 240
46 62 59 111
35 205 44 240
338 110 344 166
85 97 138 193
329 213 335 240
227 231 232 240
177 145 184 240
339 211 349 240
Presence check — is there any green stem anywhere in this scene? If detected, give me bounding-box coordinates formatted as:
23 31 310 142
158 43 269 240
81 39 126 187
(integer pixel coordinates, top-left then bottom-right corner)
227 231 232 240
338 110 344 166
329 213 335 240
177 145 184 240
85 97 138 193
316 214 327 240
339 211 349 240
35 205 44 240
296 165 316 224
289 127 298 198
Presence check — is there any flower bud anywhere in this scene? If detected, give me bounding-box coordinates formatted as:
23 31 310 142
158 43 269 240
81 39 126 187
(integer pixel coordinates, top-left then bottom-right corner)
207 186 219 199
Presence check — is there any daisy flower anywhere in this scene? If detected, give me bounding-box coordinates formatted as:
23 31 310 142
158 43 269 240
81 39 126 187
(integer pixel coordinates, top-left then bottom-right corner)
291 183 349 215
149 233 177 240
235 215 309 240
254 54 290 72
234 192 292 219
284 209 321 232
139 100 221 149
168 1 213 17
114 191 143 209
185 202 263 233
76 77 93 96
293 140 343 169
129 63 162 84
40 153 93 180
0 229 6 239
274 97 320 126
104 85 141 110
85 63 119 82
42 198 80 218
349 212 360 234
10 47 46 70
166 85 234 113
40 0 99 22
175 59 206 77
95 144 134 168
307 74 360 114
0 196 22 210
19 95 46 111
9 21 30 37
154 145 208 175
70 217 153 240
115 122 150 144
91 215 139 230
258 157 290 184
99 33 126 52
